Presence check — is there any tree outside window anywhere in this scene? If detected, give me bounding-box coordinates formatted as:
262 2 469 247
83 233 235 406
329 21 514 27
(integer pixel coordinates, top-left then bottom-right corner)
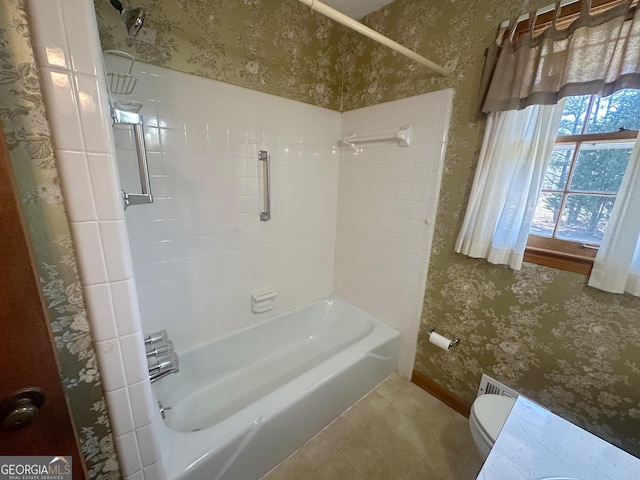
529 89 640 246
524 89 639 274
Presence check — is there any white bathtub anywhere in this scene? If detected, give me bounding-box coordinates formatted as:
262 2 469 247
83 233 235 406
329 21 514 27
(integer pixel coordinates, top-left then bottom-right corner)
152 298 399 480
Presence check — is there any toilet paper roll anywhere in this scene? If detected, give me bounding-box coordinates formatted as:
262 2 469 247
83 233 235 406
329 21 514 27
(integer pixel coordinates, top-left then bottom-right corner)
429 331 453 351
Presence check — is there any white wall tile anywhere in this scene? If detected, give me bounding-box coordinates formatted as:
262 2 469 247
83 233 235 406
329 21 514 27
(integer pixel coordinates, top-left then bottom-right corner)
100 220 134 281
55 150 97 221
142 126 161 152
74 73 114 153
105 388 135 436
158 128 185 153
39 68 84 151
83 283 117 341
111 279 143 336
413 163 430 183
69 221 109 285
114 431 143 477
59 0 100 75
409 201 428 220
124 473 144 480
156 102 185 130
411 182 429 202
128 380 156 429
94 339 127 392
26 0 70 71
87 153 125 220
143 461 167 480
119 333 148 385
136 423 161 467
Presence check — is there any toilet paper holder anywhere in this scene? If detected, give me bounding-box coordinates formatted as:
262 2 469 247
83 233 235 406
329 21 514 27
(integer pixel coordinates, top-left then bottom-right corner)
427 326 460 349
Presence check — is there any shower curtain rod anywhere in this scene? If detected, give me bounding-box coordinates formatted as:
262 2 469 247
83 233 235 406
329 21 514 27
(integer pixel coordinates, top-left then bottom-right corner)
297 0 449 76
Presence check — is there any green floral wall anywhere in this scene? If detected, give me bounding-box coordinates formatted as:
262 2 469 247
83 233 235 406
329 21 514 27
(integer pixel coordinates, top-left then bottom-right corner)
0 1 119 478
93 0 345 110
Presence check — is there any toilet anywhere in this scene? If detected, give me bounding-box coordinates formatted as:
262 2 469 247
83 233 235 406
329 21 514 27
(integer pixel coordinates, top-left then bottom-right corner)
469 394 517 460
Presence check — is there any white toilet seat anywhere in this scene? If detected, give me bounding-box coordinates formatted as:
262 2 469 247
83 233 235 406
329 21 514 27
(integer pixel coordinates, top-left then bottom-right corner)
473 394 516 442
469 394 516 459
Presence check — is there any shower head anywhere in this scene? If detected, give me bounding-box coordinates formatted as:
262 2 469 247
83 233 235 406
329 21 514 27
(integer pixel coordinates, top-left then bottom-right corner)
122 7 145 37
110 0 145 37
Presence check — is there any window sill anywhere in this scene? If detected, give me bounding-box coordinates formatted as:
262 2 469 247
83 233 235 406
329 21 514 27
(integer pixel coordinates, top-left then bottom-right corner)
524 236 596 275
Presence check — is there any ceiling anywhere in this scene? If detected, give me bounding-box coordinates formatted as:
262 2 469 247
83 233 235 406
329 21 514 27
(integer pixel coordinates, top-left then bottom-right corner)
321 0 394 19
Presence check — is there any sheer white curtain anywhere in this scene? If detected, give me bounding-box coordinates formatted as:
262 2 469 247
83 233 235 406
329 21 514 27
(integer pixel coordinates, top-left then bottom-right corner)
588 141 640 295
455 101 565 269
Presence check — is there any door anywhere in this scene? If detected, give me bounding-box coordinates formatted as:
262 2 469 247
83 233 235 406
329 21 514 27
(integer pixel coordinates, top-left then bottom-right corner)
0 122 86 479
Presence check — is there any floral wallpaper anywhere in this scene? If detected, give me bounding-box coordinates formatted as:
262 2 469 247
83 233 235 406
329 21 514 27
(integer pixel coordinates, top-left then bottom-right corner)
62 0 640 461
0 1 119 477
93 0 344 110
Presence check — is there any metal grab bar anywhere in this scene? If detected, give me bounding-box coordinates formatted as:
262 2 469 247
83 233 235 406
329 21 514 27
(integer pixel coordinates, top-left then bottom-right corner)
111 107 153 209
259 150 270 221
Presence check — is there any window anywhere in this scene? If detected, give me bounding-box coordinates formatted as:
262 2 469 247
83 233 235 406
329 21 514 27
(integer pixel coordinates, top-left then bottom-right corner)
524 90 640 274
457 0 640 277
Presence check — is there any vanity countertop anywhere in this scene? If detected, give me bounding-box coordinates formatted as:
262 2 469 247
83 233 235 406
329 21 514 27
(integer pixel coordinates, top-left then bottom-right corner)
477 396 640 480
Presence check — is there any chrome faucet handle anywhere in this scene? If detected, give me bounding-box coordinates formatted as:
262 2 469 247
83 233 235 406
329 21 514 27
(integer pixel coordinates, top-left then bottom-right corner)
148 352 179 371
146 339 174 357
144 329 168 346
158 401 171 419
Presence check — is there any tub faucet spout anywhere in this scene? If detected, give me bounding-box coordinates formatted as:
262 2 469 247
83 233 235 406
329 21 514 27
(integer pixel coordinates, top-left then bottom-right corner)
148 352 179 383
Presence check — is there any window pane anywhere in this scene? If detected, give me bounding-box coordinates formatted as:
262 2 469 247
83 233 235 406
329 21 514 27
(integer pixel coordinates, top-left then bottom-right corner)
586 89 640 133
556 194 616 244
531 192 563 237
558 95 591 135
543 146 574 190
569 143 632 193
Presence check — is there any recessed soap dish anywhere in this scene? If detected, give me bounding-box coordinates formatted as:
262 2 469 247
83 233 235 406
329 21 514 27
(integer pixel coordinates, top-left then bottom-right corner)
251 288 277 313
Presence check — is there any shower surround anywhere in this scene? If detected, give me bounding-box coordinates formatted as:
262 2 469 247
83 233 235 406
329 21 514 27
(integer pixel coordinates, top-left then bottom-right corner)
26 0 452 477
113 62 340 351
115 60 453 372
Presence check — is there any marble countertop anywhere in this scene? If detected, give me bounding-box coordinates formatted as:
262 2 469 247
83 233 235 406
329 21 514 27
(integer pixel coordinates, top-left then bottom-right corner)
477 396 640 480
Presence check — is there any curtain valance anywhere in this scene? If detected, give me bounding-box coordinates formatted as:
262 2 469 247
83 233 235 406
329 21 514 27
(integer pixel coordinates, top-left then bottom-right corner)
481 0 640 113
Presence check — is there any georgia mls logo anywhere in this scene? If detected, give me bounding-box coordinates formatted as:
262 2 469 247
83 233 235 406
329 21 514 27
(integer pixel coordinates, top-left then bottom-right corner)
0 456 72 480
48 457 70 474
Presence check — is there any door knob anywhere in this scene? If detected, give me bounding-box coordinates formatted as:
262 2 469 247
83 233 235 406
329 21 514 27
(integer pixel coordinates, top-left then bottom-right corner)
0 387 45 430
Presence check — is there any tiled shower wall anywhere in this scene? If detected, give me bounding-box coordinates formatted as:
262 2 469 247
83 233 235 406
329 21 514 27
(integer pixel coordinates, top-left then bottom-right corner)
113 64 452 369
111 63 341 351
335 90 454 377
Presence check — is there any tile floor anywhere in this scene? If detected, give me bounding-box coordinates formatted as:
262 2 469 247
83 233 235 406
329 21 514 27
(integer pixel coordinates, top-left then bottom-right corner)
261 374 484 480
